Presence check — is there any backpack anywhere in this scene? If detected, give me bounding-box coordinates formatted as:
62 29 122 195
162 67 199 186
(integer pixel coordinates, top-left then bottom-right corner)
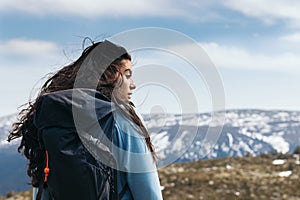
34 89 126 200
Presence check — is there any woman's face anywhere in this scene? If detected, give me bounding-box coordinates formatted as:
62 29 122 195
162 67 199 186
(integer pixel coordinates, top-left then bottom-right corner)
114 59 136 104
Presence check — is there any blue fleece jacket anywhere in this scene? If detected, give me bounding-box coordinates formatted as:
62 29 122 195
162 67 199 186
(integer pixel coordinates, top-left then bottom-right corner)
112 110 163 200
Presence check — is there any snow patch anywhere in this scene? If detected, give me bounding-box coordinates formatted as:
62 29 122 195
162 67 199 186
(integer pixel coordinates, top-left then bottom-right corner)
278 171 292 177
151 131 170 159
227 132 233 148
272 159 286 165
262 135 289 154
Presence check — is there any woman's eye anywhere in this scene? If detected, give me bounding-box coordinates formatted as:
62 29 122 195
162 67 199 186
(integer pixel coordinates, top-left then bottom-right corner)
125 73 132 78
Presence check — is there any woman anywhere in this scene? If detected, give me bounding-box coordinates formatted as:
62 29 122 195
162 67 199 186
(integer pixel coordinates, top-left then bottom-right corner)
8 40 163 200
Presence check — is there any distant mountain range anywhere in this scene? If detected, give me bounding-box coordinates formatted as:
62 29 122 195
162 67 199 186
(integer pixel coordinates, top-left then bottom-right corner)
0 114 30 195
146 109 300 165
0 109 300 195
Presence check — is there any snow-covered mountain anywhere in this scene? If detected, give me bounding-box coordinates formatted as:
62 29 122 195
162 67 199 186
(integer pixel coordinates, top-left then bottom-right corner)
1 109 300 159
0 114 29 195
144 109 300 164
0 114 19 154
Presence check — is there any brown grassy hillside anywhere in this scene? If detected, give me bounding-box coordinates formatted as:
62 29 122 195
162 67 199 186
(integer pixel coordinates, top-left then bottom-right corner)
159 154 300 200
1 154 300 200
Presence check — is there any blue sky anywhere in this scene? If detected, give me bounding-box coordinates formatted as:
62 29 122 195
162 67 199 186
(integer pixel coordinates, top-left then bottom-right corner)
1 0 300 116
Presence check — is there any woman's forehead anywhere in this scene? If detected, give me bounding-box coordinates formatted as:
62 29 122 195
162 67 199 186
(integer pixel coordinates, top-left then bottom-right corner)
120 59 132 72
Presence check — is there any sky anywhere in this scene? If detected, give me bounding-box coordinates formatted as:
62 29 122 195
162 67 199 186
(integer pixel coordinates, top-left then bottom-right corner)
1 0 300 116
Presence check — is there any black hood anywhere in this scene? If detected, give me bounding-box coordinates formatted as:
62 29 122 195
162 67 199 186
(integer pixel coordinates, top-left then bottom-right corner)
34 88 115 131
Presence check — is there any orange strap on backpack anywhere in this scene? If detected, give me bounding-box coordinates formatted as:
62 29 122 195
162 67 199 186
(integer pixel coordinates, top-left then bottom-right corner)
44 150 50 182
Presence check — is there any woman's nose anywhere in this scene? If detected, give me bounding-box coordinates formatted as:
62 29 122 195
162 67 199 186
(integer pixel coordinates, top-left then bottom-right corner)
130 80 136 90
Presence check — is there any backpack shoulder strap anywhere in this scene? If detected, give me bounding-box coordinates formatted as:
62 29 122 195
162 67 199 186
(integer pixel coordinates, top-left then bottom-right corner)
119 182 129 199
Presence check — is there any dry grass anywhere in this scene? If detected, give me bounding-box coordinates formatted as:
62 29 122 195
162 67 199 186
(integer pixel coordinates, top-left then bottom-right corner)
0 190 31 200
159 155 300 200
1 154 300 200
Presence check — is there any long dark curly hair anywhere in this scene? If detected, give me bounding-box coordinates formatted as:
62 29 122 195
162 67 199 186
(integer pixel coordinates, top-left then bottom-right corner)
7 40 156 188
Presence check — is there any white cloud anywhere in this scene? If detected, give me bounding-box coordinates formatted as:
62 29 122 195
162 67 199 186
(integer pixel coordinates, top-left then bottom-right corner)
161 40 300 73
223 0 300 27
200 42 300 73
0 39 60 58
0 39 66 115
0 0 188 19
280 32 300 43
1 0 300 27
133 40 300 74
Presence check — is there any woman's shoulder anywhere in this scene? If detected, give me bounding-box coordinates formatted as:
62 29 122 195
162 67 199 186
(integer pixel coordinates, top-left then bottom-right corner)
113 109 148 152
113 109 144 138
